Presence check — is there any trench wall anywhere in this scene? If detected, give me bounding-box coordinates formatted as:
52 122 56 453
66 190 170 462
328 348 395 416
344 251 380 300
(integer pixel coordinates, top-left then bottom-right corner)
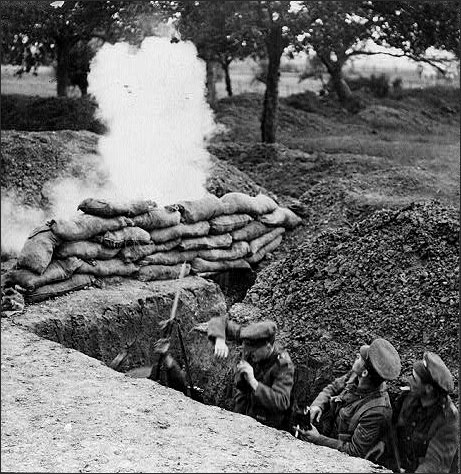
13 275 239 409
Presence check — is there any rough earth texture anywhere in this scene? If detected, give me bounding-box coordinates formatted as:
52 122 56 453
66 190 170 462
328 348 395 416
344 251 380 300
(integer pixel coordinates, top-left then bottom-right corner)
244 201 459 403
1 86 459 472
2 319 389 473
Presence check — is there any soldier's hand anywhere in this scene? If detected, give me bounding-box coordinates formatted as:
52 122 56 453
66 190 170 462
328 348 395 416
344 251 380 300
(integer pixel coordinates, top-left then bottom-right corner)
236 360 254 379
214 337 229 358
296 424 320 442
310 405 323 423
237 361 258 391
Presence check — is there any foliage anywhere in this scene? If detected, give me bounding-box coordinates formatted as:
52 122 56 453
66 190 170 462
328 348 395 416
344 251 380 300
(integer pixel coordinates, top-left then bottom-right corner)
294 1 460 104
372 1 460 60
167 2 259 65
346 73 390 98
1 1 164 96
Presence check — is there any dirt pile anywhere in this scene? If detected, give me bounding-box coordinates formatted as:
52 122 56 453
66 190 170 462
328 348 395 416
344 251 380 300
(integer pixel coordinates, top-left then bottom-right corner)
0 130 275 214
244 201 459 402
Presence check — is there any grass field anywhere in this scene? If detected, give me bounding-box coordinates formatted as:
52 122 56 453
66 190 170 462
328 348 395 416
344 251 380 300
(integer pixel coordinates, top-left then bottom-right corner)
2 57 458 100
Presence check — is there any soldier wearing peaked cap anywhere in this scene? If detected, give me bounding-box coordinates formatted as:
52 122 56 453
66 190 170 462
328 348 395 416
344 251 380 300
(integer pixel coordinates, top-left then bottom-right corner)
392 351 459 473
296 338 401 462
207 315 295 430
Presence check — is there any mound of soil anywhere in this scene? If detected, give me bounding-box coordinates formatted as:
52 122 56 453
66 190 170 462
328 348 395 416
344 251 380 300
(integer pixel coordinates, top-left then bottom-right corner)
0 130 275 214
213 87 459 146
244 201 459 403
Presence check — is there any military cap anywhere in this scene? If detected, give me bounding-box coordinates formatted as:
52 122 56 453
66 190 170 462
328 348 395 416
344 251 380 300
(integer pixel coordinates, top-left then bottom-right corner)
423 351 454 393
240 320 277 345
360 338 401 380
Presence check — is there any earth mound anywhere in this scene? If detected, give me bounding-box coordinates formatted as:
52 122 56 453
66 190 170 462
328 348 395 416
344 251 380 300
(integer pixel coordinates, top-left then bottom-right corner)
244 200 459 402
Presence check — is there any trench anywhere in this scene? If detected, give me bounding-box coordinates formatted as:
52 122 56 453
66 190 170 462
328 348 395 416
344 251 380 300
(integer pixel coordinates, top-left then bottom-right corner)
16 271 258 412
16 268 327 420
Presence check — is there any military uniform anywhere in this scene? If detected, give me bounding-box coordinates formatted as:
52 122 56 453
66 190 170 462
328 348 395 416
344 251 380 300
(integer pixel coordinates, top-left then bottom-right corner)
395 352 459 473
310 371 393 458
208 316 295 429
306 338 401 460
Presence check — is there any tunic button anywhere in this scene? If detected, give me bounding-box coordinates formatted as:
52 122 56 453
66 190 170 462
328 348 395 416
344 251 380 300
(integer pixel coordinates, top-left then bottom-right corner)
411 422 416 426
407 437 410 440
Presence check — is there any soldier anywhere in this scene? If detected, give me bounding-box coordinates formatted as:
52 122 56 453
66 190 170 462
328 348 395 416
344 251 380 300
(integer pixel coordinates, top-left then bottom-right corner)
393 351 459 473
296 338 401 462
208 316 295 430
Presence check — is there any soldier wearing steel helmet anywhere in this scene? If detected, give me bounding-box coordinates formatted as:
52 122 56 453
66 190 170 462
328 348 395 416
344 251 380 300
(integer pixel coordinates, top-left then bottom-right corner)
207 316 295 430
393 351 459 473
296 338 401 462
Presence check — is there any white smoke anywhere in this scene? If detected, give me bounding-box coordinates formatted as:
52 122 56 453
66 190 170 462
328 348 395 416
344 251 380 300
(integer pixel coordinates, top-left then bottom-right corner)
1 190 48 257
1 35 218 256
88 36 216 205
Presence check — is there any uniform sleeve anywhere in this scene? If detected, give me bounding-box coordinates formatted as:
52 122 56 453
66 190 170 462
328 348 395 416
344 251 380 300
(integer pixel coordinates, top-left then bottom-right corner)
311 372 350 412
337 409 389 458
165 358 188 394
207 315 241 342
416 416 459 473
233 386 249 415
253 359 294 412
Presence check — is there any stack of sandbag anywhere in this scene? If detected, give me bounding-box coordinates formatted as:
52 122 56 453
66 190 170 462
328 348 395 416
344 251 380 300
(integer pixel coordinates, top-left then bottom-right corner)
3 193 302 303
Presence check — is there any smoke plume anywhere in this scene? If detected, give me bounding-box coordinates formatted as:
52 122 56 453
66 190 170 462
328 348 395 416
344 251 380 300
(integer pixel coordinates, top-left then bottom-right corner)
1 35 218 256
88 36 216 205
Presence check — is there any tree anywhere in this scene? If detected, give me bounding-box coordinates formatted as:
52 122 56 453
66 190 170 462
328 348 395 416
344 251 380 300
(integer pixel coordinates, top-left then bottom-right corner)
1 1 163 97
296 1 460 106
297 1 379 104
371 1 460 65
163 1 258 102
251 1 303 143
168 1 301 143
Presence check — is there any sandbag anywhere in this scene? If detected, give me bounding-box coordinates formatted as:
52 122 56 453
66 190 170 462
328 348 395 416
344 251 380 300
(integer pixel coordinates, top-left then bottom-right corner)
51 215 133 241
139 250 198 266
94 226 151 248
209 214 253 234
190 258 251 273
149 221 210 243
176 195 225 223
220 193 278 216
138 263 191 282
119 238 181 262
249 227 285 256
55 241 120 260
77 198 156 217
76 259 139 277
231 221 272 242
259 207 302 229
133 207 181 230
179 234 232 251
197 241 250 261
3 257 83 291
17 224 61 275
246 235 283 264
25 274 95 303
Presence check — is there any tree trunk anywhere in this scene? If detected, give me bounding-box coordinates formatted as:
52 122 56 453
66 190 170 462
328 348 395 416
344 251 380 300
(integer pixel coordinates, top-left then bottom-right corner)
261 24 282 144
329 65 352 103
56 38 71 97
222 61 233 97
205 59 217 107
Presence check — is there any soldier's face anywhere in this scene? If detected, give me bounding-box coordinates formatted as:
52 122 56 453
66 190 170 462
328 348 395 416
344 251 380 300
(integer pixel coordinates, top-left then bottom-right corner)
243 342 272 363
409 370 424 395
352 353 367 375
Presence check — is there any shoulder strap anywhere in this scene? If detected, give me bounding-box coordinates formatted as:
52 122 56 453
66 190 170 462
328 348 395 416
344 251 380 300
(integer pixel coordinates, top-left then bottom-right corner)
348 392 389 434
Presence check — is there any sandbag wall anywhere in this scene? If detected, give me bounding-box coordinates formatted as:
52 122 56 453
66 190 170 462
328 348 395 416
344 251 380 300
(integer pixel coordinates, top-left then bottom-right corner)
3 193 302 303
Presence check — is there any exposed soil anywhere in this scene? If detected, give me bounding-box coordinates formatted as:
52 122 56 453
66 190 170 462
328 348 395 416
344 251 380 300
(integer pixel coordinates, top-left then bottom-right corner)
1 86 459 472
245 201 459 403
1 318 389 473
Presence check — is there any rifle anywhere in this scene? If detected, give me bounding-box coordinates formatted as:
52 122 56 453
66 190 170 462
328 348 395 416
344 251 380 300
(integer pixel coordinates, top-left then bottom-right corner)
149 262 201 401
